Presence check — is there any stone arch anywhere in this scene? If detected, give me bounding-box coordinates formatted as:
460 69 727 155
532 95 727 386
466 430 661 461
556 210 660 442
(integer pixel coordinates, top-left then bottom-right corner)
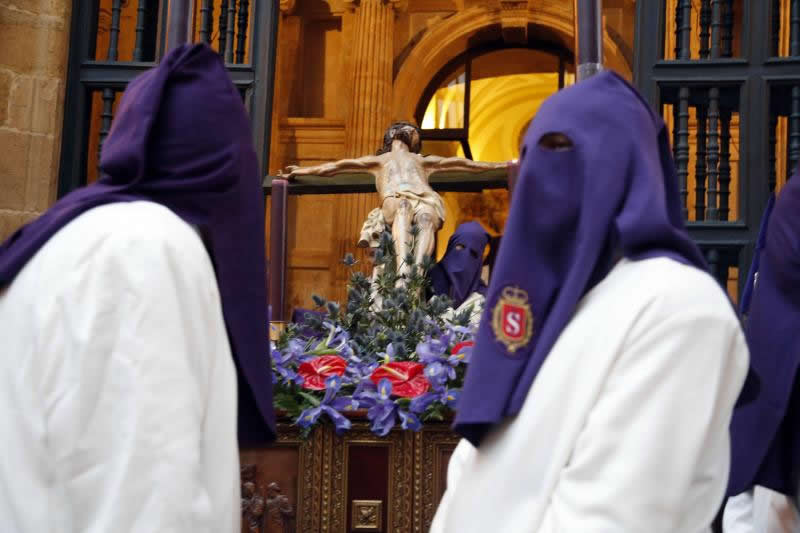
391 6 632 122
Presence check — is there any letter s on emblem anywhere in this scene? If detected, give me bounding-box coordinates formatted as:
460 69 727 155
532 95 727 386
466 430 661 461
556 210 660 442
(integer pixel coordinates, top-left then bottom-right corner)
491 286 534 354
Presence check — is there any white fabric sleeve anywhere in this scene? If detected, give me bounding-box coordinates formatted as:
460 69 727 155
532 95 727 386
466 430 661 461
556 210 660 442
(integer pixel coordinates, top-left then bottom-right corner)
723 490 757 533
35 216 239 533
538 306 748 533
724 487 800 533
430 439 477 533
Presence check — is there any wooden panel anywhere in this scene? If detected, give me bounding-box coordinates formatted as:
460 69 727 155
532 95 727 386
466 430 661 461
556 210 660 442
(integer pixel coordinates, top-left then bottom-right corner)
347 445 390 531
331 424 415 533
289 249 331 269
287 265 332 314
287 193 336 314
288 195 336 251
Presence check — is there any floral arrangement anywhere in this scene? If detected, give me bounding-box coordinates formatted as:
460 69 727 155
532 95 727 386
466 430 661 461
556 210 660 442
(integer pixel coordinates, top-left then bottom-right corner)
271 230 476 437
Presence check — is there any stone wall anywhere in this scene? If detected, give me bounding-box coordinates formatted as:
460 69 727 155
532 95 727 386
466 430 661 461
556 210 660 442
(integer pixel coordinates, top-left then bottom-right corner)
0 0 72 241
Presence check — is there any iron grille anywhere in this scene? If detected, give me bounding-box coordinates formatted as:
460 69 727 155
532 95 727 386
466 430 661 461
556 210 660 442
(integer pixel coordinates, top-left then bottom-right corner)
635 0 799 301
58 0 278 197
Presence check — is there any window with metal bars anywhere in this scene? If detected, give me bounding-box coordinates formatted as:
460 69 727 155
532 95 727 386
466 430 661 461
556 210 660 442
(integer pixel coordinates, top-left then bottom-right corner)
635 0 799 302
58 0 278 197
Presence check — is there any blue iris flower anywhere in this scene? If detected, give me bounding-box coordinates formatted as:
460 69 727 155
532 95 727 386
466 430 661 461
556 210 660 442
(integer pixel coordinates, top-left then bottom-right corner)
296 375 352 434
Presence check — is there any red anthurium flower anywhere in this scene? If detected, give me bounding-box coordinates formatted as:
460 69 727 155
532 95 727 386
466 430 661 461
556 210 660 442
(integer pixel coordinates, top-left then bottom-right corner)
370 361 429 398
451 341 474 355
298 355 347 390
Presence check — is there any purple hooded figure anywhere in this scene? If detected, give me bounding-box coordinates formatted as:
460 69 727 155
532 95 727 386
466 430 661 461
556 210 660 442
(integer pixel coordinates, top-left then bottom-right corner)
429 221 490 307
724 175 800 509
430 71 749 533
0 44 274 531
720 190 800 532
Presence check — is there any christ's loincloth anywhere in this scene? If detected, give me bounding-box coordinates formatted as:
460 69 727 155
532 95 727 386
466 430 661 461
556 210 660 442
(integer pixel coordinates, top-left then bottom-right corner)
381 188 445 229
358 208 386 248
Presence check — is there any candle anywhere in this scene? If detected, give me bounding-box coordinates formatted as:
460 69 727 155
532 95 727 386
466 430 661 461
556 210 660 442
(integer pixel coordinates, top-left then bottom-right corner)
507 159 519 200
269 178 288 321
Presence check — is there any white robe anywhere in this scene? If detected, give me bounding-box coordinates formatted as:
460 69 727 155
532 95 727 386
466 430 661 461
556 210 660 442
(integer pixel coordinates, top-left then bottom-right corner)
723 487 800 533
431 257 749 533
0 201 240 533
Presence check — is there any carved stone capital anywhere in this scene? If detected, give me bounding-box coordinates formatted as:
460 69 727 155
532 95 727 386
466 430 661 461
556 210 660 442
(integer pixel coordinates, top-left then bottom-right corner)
389 0 409 13
342 0 407 12
279 0 296 15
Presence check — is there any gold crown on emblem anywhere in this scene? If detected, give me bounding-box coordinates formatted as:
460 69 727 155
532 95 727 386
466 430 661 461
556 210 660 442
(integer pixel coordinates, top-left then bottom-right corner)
501 286 529 303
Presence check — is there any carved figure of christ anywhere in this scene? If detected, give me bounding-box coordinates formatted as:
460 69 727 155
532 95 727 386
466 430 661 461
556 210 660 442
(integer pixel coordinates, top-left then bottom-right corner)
282 122 507 280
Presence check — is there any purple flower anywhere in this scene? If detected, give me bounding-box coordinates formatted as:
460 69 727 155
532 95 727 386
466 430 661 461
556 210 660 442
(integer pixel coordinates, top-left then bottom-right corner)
409 388 460 414
424 360 455 387
416 337 450 364
398 410 422 431
272 348 303 386
365 378 397 436
377 343 397 364
323 320 351 350
409 392 437 413
296 375 352 434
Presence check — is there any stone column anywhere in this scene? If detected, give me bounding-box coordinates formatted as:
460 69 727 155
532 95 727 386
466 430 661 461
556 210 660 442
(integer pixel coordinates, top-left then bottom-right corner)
331 0 404 302
344 0 400 157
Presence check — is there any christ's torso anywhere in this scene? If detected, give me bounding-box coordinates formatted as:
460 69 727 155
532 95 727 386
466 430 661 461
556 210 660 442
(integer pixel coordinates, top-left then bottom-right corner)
375 151 434 198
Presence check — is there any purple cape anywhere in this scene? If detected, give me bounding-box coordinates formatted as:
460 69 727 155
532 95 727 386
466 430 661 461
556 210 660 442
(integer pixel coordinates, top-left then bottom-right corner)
429 221 489 307
0 44 276 444
454 71 707 446
728 177 800 497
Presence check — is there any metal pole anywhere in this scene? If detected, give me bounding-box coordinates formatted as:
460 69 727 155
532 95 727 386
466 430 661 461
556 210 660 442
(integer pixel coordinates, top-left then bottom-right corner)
573 0 604 81
166 0 191 52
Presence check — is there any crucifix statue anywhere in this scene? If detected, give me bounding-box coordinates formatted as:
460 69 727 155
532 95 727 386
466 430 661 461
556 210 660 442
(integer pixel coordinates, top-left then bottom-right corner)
280 122 506 281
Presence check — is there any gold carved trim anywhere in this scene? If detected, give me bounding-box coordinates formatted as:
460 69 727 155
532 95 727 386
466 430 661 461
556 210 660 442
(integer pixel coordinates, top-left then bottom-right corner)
418 426 460 531
272 423 324 533
352 499 384 531
412 432 424 532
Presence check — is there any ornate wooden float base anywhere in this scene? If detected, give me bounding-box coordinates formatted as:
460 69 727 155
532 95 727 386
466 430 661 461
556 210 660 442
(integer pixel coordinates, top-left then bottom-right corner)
240 421 459 533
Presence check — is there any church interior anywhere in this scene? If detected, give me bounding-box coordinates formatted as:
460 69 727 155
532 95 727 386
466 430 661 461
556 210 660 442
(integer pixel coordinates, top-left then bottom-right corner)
2 0 800 531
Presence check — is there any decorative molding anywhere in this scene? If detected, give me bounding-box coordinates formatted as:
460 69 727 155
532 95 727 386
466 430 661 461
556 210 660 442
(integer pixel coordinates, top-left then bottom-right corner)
352 500 383 531
412 432 424 532
419 426 460 531
342 0 408 10
273 423 319 532
279 119 346 145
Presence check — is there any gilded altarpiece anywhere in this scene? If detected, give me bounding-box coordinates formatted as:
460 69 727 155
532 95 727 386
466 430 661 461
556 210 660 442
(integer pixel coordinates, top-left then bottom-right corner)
240 422 459 533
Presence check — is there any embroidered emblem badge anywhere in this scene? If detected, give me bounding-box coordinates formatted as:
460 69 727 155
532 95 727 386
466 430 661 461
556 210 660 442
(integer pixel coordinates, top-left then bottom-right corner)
492 286 533 353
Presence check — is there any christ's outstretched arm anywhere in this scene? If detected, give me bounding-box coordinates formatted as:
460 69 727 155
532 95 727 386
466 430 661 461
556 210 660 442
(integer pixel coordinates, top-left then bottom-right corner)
281 156 382 178
422 155 508 173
